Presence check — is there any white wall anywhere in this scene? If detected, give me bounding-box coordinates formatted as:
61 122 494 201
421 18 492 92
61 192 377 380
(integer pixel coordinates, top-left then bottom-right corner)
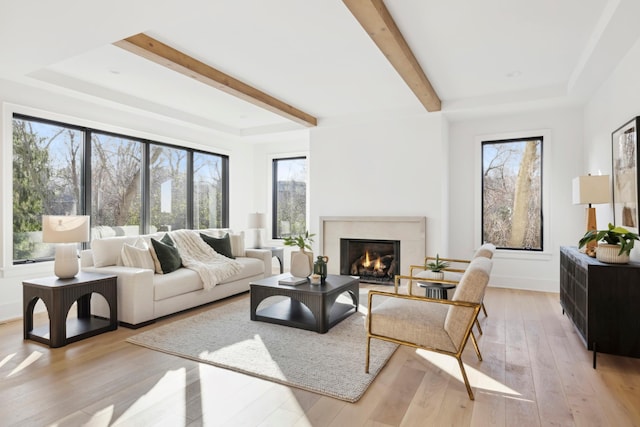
309 112 449 260
584 36 640 263
249 133 310 265
448 108 585 292
0 78 256 321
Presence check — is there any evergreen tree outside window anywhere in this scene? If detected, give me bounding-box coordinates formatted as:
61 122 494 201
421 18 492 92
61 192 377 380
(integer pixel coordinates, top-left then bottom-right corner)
482 137 543 250
272 157 307 239
13 118 83 262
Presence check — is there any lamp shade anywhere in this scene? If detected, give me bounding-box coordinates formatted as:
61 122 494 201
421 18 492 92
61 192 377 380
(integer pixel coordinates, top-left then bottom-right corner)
572 175 610 205
42 215 90 243
248 213 265 229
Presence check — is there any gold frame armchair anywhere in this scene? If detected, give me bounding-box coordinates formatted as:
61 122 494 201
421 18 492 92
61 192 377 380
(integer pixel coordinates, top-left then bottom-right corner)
409 243 496 317
366 257 492 400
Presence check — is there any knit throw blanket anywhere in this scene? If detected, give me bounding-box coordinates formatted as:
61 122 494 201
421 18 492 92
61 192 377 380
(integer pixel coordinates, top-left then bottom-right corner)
169 229 243 290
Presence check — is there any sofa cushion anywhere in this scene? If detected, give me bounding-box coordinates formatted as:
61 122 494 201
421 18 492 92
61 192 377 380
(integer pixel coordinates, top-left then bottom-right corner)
121 238 155 270
92 235 139 267
150 234 182 274
200 233 235 259
220 257 264 283
154 268 203 301
229 232 246 257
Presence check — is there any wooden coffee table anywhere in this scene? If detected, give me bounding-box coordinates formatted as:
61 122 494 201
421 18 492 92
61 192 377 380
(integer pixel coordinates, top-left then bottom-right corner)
250 274 359 333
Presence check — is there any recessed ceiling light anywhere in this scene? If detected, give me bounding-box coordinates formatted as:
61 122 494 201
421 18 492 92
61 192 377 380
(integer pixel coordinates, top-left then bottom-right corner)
506 70 522 78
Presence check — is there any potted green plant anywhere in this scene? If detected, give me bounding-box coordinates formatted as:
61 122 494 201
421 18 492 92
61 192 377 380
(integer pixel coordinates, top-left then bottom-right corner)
578 223 640 264
425 254 450 280
283 231 315 277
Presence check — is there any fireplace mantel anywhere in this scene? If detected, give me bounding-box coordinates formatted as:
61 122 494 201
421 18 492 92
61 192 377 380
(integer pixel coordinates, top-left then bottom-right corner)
319 216 426 276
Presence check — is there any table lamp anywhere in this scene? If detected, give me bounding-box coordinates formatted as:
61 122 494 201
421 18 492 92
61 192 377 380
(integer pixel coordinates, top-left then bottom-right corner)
42 215 90 279
248 212 265 248
572 175 610 254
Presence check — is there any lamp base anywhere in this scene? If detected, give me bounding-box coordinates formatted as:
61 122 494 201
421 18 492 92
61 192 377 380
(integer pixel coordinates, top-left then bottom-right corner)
54 243 79 279
585 207 597 257
253 228 264 249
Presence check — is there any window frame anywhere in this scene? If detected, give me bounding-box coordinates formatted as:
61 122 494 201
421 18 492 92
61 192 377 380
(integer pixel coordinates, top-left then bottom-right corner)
271 156 307 240
11 113 229 265
475 129 552 258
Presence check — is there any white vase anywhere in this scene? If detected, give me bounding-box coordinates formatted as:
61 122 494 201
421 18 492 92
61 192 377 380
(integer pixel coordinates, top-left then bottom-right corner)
596 244 630 264
290 250 313 278
427 271 445 281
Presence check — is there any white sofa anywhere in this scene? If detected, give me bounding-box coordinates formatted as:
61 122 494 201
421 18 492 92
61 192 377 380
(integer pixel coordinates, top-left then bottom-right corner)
80 228 272 328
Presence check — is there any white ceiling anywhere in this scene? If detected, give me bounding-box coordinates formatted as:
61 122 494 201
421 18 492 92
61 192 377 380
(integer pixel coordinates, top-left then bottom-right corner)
2 0 640 136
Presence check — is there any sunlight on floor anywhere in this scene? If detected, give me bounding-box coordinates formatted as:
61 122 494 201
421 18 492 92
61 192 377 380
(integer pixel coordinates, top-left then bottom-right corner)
0 353 16 369
113 368 187 425
7 351 42 378
415 349 523 397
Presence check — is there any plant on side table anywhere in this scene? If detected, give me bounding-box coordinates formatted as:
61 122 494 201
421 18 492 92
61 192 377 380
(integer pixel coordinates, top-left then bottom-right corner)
578 223 640 264
425 254 450 281
283 231 316 278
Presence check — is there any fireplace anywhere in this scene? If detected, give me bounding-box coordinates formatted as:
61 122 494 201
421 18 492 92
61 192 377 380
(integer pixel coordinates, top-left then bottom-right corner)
340 238 400 284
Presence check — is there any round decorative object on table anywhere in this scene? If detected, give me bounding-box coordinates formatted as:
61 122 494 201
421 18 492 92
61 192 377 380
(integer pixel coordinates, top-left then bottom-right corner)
596 244 630 264
290 250 313 277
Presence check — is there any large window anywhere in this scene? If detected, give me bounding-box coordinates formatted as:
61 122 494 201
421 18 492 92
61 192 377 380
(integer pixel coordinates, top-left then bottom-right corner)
13 119 84 261
272 157 307 239
12 114 228 263
150 145 187 232
91 132 143 232
482 137 543 250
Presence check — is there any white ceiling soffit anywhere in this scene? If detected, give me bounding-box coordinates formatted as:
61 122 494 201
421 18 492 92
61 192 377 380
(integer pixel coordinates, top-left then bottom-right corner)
3 0 640 131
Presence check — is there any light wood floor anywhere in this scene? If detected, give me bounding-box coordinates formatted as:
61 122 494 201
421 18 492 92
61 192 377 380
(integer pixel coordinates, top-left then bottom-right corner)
1 286 639 427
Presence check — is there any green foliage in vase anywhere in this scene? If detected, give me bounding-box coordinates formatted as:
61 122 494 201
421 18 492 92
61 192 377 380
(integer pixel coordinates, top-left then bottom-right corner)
283 231 315 251
426 254 450 272
578 223 640 256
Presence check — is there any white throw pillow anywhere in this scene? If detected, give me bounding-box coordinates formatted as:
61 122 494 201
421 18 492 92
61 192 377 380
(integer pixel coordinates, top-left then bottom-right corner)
120 238 155 270
229 232 245 257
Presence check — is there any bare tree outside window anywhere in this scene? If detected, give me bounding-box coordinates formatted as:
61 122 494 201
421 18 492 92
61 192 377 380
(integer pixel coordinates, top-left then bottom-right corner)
91 133 143 231
272 157 307 239
193 152 224 229
482 138 543 250
150 145 187 232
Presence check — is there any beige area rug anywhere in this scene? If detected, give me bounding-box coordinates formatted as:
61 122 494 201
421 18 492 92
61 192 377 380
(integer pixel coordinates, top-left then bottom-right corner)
127 292 398 403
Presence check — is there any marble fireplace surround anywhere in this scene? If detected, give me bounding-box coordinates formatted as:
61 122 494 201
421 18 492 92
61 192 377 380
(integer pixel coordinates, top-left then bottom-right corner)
319 216 427 277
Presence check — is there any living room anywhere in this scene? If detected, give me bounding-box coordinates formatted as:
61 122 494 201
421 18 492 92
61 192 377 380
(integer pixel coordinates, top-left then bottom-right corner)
1 0 640 425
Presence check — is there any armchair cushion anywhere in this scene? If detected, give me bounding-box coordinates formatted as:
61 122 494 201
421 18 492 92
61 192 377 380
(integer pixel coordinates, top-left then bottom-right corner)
444 257 492 346
473 243 496 259
369 296 455 352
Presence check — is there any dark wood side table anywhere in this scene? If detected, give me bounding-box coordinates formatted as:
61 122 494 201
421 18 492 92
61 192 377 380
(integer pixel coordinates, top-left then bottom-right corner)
23 272 118 348
417 281 456 299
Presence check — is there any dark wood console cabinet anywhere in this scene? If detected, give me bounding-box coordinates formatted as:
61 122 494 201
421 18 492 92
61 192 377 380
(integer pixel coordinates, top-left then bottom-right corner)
560 246 640 363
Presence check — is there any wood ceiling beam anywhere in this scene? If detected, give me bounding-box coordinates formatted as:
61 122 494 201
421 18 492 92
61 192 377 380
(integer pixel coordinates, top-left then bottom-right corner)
343 0 441 112
114 33 317 127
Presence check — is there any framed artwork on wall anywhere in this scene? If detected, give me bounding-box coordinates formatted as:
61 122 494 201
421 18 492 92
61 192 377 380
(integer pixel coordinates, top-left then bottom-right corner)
612 116 640 232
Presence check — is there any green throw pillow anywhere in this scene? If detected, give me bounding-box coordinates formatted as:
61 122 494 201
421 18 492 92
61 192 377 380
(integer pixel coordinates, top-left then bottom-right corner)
200 233 235 259
150 234 182 273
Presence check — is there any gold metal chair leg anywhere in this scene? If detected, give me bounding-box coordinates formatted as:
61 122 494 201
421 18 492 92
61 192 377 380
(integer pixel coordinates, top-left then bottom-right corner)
475 318 483 335
481 302 488 317
456 357 475 400
470 331 483 361
365 336 371 373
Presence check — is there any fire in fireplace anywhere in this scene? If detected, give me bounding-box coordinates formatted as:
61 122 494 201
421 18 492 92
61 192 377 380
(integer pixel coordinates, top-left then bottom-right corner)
340 238 400 284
